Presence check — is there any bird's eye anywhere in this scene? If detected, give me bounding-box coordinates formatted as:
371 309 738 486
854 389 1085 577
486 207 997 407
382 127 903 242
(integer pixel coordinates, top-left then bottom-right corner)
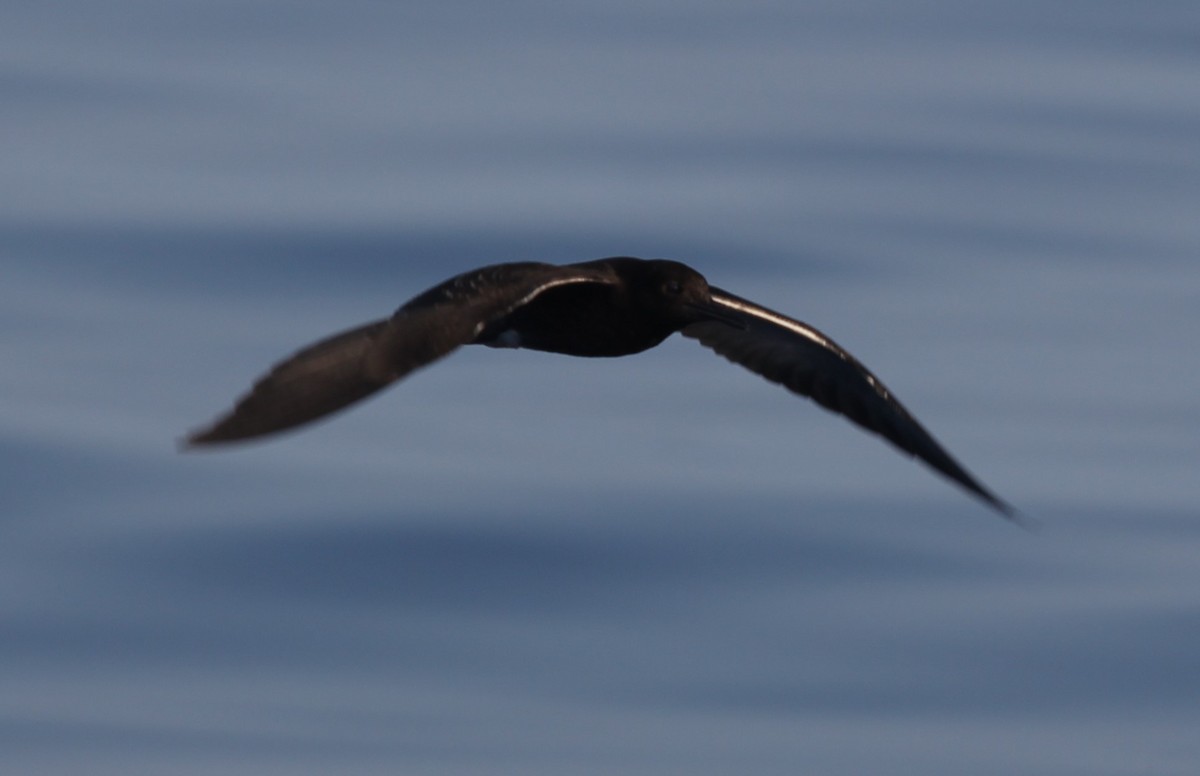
663 280 683 296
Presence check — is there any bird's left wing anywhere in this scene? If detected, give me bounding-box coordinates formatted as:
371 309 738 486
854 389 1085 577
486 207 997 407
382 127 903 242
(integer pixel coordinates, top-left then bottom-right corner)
184 263 614 446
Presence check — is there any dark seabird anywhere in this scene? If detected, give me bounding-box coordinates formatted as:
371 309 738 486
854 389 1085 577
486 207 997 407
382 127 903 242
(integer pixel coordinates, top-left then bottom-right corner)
185 257 1014 517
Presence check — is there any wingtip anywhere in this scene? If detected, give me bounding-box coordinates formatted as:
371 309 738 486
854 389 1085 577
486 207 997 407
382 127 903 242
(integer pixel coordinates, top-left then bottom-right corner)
980 493 1036 531
177 428 211 451
1004 506 1039 532
178 419 248 450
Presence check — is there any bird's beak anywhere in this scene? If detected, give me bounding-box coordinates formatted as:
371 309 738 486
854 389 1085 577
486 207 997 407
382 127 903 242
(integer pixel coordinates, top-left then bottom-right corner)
685 299 749 330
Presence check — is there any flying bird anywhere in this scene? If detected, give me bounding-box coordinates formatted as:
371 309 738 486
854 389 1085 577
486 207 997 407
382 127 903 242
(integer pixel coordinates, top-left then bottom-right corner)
185 257 1013 517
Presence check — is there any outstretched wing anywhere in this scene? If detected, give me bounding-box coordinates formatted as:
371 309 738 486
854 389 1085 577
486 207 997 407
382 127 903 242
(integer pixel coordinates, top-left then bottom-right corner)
682 287 1014 517
184 263 614 446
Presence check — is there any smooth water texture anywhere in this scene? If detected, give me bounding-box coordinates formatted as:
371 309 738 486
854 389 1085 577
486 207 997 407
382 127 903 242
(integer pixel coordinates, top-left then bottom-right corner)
3 2 1200 774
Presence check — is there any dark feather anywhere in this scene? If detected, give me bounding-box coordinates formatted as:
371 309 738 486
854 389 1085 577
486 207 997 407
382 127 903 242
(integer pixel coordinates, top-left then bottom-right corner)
184 263 613 445
683 287 1015 518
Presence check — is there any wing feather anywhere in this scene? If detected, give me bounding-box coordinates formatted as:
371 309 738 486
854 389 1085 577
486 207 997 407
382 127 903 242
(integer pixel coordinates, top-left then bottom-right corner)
683 288 1014 517
184 263 614 445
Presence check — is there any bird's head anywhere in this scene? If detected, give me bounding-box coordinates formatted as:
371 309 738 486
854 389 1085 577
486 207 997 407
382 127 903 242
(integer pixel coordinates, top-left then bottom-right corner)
639 259 745 329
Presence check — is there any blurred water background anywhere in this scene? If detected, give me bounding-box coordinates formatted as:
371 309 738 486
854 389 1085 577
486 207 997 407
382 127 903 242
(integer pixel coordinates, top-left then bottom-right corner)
3 2 1200 774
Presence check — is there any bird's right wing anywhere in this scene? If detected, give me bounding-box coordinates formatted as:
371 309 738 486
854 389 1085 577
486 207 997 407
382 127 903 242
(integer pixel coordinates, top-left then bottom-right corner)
682 287 1014 517
184 263 614 446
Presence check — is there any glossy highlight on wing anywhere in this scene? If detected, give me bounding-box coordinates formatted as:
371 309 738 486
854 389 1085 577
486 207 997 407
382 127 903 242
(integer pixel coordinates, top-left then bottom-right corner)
184 263 615 446
682 288 1015 518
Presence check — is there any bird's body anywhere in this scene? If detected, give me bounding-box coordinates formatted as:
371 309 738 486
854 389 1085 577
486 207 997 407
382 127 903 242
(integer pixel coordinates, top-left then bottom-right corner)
471 260 686 356
186 257 1014 517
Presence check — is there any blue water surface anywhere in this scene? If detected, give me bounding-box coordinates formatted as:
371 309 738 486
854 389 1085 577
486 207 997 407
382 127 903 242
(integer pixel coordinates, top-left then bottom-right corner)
3 2 1199 774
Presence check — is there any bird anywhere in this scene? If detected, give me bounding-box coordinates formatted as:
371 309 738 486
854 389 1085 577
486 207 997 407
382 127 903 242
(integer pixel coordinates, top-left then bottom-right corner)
184 257 1014 518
